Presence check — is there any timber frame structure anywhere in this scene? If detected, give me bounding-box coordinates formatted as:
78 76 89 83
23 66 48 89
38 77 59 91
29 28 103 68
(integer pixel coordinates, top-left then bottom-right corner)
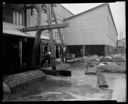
20 4 68 70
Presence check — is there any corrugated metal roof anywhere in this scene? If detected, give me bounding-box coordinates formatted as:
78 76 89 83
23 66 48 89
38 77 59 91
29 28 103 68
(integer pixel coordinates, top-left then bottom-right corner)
3 22 49 40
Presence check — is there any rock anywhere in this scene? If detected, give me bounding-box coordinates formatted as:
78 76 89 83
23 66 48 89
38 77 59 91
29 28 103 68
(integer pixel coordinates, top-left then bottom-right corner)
97 63 105 68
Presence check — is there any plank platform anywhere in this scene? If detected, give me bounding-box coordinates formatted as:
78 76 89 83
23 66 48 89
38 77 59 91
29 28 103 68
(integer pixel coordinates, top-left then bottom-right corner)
39 63 71 76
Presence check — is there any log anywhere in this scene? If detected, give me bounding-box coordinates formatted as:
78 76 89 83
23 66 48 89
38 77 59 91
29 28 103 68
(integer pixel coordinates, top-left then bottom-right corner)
3 70 46 91
97 71 108 88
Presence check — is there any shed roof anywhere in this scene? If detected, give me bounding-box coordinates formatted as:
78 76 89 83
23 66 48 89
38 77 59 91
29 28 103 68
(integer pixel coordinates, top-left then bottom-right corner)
3 22 49 40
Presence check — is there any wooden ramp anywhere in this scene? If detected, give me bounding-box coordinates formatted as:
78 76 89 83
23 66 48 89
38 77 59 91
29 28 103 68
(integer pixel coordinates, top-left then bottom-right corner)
39 63 71 76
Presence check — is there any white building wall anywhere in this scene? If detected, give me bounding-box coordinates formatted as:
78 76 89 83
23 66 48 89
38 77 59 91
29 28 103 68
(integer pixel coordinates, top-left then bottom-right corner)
106 6 118 47
64 6 107 45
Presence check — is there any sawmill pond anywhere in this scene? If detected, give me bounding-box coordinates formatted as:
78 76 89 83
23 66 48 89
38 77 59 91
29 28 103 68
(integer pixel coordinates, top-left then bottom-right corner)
3 68 126 101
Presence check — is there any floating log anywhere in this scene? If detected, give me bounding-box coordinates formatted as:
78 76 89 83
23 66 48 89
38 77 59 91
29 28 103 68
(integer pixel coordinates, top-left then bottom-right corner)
97 71 108 88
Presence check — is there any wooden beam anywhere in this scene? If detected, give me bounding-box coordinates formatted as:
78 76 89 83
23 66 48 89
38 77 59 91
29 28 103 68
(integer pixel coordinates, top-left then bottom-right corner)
31 6 42 69
21 23 69 32
51 6 65 47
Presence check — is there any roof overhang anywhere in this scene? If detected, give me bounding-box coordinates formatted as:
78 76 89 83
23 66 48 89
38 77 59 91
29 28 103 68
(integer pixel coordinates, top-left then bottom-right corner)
3 22 49 40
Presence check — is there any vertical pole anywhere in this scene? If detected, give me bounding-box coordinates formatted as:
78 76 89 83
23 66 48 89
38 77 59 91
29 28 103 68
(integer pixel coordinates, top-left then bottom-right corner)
46 4 56 70
19 39 22 70
104 45 107 56
83 45 85 57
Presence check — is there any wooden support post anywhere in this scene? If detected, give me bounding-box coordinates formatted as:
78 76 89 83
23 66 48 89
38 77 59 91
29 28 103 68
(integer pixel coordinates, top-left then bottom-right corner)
83 45 85 57
19 39 22 70
31 29 42 68
104 45 107 56
46 4 56 70
31 6 42 69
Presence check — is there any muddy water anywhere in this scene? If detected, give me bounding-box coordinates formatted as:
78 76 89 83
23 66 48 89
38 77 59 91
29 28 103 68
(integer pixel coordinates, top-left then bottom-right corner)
3 68 120 101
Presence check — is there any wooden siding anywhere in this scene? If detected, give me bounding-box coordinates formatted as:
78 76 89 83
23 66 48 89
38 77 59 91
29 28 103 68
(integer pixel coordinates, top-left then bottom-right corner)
64 5 107 45
106 6 118 47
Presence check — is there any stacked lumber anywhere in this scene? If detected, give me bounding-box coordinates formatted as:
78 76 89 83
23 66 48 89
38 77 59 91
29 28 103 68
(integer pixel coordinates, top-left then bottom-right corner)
97 62 126 73
97 71 108 88
3 70 46 91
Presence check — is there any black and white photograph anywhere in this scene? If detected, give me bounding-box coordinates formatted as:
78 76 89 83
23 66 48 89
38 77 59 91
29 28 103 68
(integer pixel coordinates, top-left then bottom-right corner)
2 1 126 102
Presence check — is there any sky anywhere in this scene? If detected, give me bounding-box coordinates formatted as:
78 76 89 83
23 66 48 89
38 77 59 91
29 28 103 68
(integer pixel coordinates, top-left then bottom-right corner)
61 2 126 40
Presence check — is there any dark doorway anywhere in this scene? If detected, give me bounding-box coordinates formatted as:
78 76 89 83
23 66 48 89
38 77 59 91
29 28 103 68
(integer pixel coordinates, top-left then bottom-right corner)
85 45 105 56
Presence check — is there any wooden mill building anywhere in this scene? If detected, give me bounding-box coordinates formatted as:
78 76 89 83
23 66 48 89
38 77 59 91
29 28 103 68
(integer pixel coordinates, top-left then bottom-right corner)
63 4 118 57
2 4 73 75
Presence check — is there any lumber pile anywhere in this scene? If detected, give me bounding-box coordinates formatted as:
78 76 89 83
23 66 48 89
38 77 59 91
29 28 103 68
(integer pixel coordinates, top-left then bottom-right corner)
97 62 126 73
112 55 126 62
3 70 46 91
97 71 108 89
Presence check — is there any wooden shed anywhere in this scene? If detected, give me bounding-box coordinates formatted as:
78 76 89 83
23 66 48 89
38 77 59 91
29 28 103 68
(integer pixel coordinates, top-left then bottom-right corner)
63 4 118 56
2 4 73 75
